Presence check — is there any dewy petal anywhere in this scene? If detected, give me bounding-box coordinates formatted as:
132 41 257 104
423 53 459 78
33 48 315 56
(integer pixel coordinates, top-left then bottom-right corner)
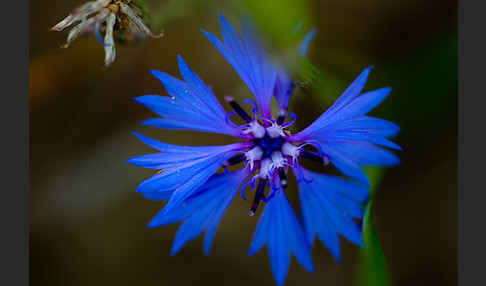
274 27 316 112
147 168 250 255
127 132 250 201
202 14 278 118
290 68 400 184
137 56 245 137
177 55 229 120
103 12 116 67
294 167 367 261
248 187 314 286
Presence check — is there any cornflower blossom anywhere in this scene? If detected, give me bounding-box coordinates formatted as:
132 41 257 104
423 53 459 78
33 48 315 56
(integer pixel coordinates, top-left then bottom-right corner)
128 14 400 286
51 0 163 67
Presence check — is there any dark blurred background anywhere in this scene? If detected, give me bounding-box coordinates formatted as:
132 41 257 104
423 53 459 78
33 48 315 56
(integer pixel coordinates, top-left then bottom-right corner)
30 0 457 285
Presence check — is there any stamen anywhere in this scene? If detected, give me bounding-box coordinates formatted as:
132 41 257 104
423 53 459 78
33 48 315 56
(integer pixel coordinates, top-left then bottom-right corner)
281 142 300 163
266 124 286 138
240 177 254 201
258 158 273 179
225 96 252 123
243 121 266 139
276 110 287 125
225 111 241 128
301 150 330 165
248 179 267 216
244 147 263 170
278 168 288 188
293 163 314 184
242 98 258 114
270 151 287 169
282 113 297 128
253 112 274 126
323 156 330 165
301 140 325 156
224 154 245 167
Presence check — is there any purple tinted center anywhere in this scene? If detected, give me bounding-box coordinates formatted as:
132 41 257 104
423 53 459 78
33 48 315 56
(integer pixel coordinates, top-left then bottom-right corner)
253 134 286 158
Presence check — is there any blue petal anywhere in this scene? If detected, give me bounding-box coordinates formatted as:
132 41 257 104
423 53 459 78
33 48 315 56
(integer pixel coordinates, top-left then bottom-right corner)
295 167 367 259
322 146 370 185
136 57 242 137
315 115 402 150
177 55 228 117
134 95 188 118
303 67 373 130
317 131 402 150
128 133 248 201
324 140 400 167
128 132 246 169
141 118 236 134
202 14 278 118
326 116 401 137
147 169 249 255
274 72 295 112
248 188 314 286
135 173 174 200
290 68 400 183
298 28 316 56
127 147 226 170
321 87 392 128
131 132 173 151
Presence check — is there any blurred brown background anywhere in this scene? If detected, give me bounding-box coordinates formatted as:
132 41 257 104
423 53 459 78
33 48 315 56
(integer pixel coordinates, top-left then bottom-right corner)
30 0 457 285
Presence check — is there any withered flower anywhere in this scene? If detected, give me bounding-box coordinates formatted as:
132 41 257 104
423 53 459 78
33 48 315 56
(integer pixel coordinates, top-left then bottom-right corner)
51 0 163 67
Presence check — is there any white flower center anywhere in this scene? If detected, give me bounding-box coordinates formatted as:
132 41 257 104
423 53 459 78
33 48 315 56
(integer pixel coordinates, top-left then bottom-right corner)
245 146 263 170
266 124 286 138
243 121 265 138
281 142 300 164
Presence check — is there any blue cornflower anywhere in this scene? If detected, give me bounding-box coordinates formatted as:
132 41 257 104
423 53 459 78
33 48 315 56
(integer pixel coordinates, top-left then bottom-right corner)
128 14 400 286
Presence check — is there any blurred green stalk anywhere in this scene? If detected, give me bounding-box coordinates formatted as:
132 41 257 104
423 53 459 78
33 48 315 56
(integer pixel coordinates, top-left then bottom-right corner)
357 168 392 286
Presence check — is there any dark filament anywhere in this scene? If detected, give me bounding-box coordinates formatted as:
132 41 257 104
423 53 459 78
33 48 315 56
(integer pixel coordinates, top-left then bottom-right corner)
253 135 285 158
278 168 287 188
276 114 286 125
224 154 245 167
301 150 329 165
249 179 267 216
225 96 252 123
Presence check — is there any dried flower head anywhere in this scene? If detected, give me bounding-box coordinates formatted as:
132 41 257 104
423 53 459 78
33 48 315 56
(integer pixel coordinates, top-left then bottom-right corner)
51 0 163 67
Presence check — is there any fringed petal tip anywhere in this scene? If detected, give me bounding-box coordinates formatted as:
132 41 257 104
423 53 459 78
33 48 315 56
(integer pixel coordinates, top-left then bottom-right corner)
147 219 161 229
248 189 314 286
131 131 144 140
131 132 158 147
298 27 317 56
149 69 167 82
133 95 151 103
125 157 139 166
150 171 249 256
296 167 367 260
365 65 374 72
